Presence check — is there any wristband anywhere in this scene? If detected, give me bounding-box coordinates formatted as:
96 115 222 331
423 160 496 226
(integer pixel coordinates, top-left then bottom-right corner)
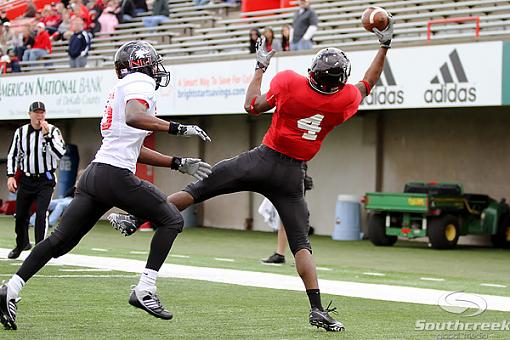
170 157 182 170
360 80 371 95
249 97 257 115
168 122 181 135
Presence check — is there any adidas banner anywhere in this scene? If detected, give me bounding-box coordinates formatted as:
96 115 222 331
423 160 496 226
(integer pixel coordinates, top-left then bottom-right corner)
0 41 504 120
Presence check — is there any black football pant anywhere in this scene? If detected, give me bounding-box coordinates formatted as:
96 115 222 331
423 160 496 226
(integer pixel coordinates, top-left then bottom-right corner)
184 145 311 255
17 163 184 282
14 175 55 249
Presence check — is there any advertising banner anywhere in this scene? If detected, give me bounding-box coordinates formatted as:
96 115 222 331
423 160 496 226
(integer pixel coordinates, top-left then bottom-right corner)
0 40 503 120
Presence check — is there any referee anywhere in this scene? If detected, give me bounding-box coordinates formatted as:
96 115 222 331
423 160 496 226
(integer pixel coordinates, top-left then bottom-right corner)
6 101 66 259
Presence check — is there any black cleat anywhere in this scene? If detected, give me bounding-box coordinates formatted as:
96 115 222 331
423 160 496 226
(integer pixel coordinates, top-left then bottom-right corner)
108 213 138 236
7 244 31 260
261 253 285 264
129 286 173 320
309 302 345 332
0 284 18 330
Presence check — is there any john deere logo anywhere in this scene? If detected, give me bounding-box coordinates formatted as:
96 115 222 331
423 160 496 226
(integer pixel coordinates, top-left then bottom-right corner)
424 49 476 103
362 60 404 106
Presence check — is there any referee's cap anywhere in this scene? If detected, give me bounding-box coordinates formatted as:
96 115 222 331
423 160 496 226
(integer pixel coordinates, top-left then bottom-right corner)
29 101 46 112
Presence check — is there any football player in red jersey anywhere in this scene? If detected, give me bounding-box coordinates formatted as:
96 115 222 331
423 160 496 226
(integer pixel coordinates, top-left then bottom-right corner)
109 17 394 331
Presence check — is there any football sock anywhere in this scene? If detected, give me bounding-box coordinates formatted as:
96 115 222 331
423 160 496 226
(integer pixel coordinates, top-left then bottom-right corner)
137 268 158 291
306 289 323 311
16 238 53 283
7 274 25 298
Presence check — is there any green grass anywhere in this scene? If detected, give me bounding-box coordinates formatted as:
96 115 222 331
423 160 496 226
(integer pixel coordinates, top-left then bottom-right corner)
0 216 509 338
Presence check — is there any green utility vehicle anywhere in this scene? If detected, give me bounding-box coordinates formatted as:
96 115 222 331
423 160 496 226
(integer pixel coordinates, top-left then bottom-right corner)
364 182 510 249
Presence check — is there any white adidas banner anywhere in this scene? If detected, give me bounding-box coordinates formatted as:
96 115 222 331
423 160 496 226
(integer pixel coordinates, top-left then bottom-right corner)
0 41 502 120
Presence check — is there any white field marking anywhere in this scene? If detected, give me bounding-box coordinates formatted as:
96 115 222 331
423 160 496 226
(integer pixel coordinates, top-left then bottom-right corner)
0 274 137 278
481 283 507 288
91 248 108 252
316 267 332 271
214 258 235 262
129 251 148 255
170 254 190 258
59 268 111 272
363 272 386 277
1 248 510 312
260 262 283 266
420 277 445 282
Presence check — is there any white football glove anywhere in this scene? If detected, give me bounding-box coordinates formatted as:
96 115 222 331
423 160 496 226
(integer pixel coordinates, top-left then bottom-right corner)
373 14 395 48
177 124 211 142
178 158 212 180
255 37 276 72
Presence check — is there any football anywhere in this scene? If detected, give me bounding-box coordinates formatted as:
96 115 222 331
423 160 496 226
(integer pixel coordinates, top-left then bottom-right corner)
361 6 390 32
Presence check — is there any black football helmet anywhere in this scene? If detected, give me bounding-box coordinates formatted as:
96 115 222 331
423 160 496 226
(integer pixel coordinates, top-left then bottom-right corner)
114 41 170 89
308 48 351 94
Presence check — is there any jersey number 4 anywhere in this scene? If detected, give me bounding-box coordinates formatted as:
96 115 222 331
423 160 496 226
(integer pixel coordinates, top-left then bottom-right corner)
297 114 324 141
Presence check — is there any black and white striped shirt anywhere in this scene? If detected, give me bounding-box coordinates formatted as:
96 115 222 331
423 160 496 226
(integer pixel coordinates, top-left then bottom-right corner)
6 124 66 177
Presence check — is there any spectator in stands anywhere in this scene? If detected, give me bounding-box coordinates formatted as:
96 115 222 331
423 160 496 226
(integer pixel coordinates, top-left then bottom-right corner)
280 24 291 51
11 24 32 59
121 0 137 22
88 9 101 35
133 0 148 14
0 24 6 54
57 9 73 40
248 28 260 54
40 5 63 35
70 0 92 29
98 0 119 34
0 9 9 24
24 0 37 18
68 17 91 68
22 23 52 61
4 48 21 72
291 0 317 51
142 0 170 28
262 26 280 52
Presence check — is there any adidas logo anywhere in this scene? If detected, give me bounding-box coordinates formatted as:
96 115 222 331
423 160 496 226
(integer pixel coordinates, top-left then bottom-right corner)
424 49 476 103
362 61 404 106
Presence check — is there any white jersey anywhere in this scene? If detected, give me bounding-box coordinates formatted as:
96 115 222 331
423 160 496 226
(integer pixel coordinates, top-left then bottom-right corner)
93 72 156 173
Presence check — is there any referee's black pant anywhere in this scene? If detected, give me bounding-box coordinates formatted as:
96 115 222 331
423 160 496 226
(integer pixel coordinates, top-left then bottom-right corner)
15 174 55 249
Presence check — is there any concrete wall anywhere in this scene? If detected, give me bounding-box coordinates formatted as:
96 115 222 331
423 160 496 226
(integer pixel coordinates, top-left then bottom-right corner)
381 107 510 201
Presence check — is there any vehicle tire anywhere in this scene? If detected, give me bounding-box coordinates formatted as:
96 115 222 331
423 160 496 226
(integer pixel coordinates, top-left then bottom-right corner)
491 214 510 249
368 212 397 246
428 215 460 249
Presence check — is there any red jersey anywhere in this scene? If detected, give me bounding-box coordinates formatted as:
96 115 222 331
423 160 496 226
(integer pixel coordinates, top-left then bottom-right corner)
262 70 361 161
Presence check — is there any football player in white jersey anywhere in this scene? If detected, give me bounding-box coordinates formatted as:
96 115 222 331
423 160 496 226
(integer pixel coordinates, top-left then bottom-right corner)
0 41 212 329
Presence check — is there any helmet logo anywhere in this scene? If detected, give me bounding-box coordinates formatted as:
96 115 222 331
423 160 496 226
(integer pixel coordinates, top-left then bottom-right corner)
129 48 153 68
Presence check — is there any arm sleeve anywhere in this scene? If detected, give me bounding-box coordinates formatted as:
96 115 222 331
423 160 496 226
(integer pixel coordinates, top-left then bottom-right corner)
302 25 317 40
46 126 66 160
6 128 19 177
309 9 318 26
124 77 156 110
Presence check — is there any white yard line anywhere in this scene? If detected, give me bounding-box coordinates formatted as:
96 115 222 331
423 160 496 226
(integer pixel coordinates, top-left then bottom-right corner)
316 267 332 271
363 272 386 277
1 248 509 312
91 248 108 252
59 268 112 272
129 251 148 255
214 258 235 262
420 277 445 282
170 254 190 258
480 283 507 288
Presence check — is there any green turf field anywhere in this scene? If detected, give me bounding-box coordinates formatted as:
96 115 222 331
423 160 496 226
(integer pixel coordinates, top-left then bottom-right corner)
0 215 508 339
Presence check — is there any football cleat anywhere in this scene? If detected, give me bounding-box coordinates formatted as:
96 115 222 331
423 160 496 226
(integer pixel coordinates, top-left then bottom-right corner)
261 253 285 264
0 284 19 330
309 302 345 332
108 213 138 236
129 286 173 320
